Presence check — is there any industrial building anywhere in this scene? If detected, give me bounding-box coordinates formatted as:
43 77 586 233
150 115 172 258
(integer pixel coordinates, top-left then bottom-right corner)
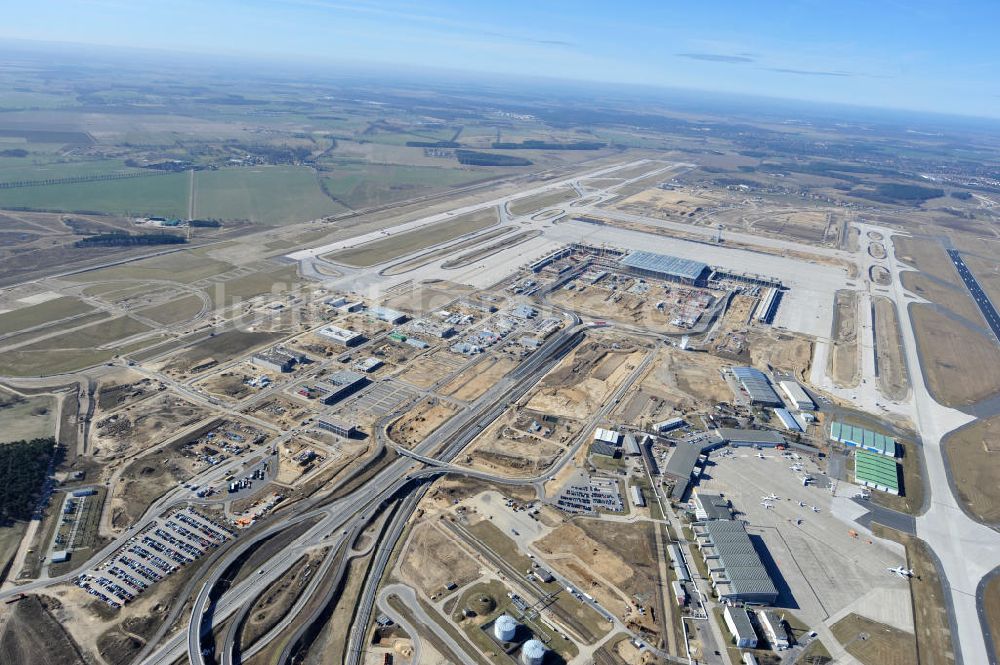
672 580 687 605
692 491 733 521
321 370 369 405
355 357 383 373
712 428 786 447
593 428 621 445
854 450 900 495
668 543 690 582
317 324 365 347
772 408 803 432
316 419 358 438
369 306 407 324
724 606 759 648
250 347 303 373
653 416 686 433
759 610 790 650
630 485 646 507
695 520 779 604
623 432 642 456
728 366 784 407
779 380 815 410
829 421 896 457
618 250 710 285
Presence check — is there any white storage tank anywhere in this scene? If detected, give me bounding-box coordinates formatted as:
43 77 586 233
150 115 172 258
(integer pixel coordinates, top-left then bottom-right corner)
521 639 547 665
494 614 518 642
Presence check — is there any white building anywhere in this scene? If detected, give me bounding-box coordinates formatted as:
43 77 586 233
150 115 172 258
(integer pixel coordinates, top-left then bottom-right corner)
593 428 621 445
630 485 646 507
779 380 815 410
317 325 364 347
759 610 790 650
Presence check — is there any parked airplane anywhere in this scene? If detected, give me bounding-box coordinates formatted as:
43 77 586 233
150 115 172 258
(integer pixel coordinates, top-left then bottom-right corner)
888 566 914 578
760 501 774 509
762 493 780 501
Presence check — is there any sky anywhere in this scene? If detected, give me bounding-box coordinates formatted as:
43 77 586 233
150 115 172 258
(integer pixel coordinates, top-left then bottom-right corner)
4 0 999 118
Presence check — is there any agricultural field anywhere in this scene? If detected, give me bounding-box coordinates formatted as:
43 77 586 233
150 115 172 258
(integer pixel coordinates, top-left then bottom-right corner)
0 172 190 217
193 166 348 224
319 161 490 210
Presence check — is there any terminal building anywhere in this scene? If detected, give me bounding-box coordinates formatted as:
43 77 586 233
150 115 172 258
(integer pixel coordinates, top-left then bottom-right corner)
618 250 710 286
728 366 784 407
695 519 779 605
829 421 897 457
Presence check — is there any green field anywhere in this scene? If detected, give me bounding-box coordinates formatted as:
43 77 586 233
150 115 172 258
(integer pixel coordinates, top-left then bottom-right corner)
319 162 487 209
0 158 136 183
193 166 348 224
0 171 189 217
0 165 350 224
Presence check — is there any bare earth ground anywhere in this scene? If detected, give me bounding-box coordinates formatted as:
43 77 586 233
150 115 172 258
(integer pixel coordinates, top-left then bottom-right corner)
0 595 85 665
909 304 1000 407
441 355 517 401
387 397 460 448
397 520 480 597
984 575 1000 665
526 338 646 420
830 613 917 665
829 290 859 387
942 415 1000 524
873 296 910 400
748 330 813 382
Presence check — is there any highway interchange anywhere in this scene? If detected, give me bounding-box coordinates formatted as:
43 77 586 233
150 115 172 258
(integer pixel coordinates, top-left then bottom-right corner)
2 157 1000 665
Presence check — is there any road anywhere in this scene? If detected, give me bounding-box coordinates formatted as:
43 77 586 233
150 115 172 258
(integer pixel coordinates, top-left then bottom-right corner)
947 248 1000 343
171 319 584 665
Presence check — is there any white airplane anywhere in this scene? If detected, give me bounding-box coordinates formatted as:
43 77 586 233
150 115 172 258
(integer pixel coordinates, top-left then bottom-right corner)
888 566 914 578
762 493 780 501
811 506 821 513
798 501 806 507
760 501 774 509
757 452 766 459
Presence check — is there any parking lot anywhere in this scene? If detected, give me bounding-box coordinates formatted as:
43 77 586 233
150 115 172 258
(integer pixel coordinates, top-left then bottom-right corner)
695 449 914 633
77 508 234 608
337 378 420 420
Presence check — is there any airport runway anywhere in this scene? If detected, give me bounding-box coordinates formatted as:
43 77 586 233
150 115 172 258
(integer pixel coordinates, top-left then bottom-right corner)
947 249 1000 343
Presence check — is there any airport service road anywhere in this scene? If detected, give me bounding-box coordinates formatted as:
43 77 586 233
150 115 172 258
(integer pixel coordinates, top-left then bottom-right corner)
947 249 1000 343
